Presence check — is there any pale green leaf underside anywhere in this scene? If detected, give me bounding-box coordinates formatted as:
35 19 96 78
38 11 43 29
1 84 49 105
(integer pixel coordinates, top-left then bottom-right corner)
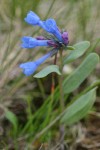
63 53 99 94
61 88 96 125
34 65 61 78
64 41 90 64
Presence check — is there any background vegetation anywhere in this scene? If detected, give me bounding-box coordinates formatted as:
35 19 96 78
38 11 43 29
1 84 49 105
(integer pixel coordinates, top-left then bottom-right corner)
0 0 100 149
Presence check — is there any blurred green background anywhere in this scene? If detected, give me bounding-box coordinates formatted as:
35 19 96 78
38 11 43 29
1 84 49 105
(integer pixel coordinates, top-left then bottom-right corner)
0 0 100 149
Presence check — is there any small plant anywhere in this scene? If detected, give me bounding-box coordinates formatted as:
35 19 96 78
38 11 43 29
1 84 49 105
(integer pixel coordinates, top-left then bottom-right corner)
18 11 99 143
0 1 99 148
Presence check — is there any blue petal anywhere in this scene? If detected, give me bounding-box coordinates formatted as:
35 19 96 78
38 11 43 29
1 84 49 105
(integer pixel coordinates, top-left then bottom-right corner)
37 40 49 47
21 36 37 48
40 19 63 42
19 54 50 76
19 62 38 76
19 49 58 76
21 36 50 48
35 49 58 65
45 19 57 32
24 11 40 25
21 36 35 42
24 11 63 42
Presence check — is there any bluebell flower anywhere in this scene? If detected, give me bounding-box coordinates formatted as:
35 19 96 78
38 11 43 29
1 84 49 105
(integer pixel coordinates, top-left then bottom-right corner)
24 11 63 42
19 49 58 76
24 11 40 25
21 36 50 48
40 19 63 42
20 11 69 76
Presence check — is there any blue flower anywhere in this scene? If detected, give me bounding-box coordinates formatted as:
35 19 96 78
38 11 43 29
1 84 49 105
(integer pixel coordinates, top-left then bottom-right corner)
19 49 58 76
24 11 63 42
24 11 40 25
20 11 69 76
21 36 50 48
41 19 63 42
19 62 38 76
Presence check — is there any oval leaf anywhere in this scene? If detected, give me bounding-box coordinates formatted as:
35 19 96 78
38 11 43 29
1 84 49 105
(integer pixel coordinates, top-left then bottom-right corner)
61 88 96 125
63 53 99 94
33 65 61 78
64 41 90 64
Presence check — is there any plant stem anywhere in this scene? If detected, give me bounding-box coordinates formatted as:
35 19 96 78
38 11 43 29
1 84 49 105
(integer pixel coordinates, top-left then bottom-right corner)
51 53 57 96
59 49 65 144
46 54 57 126
43 54 58 127
59 49 64 111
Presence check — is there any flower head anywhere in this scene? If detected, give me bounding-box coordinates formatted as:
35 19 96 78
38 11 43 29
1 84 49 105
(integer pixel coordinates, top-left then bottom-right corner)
41 19 63 42
25 11 40 25
21 36 50 48
20 49 58 76
20 11 69 76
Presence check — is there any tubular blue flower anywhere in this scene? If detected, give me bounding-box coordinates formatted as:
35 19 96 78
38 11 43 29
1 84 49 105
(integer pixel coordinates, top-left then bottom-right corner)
21 36 50 48
24 11 40 25
20 11 69 76
19 49 58 76
39 19 63 42
24 11 63 42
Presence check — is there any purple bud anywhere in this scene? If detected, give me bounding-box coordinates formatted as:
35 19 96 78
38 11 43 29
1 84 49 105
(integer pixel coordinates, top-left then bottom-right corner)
62 32 69 45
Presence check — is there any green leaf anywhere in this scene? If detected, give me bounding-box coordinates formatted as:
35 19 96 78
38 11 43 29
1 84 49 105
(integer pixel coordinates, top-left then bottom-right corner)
61 88 96 125
5 109 18 133
64 41 90 64
34 65 61 78
66 46 75 50
63 53 99 94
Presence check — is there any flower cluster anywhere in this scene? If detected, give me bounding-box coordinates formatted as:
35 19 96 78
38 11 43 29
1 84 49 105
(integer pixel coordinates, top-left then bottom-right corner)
20 11 69 76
